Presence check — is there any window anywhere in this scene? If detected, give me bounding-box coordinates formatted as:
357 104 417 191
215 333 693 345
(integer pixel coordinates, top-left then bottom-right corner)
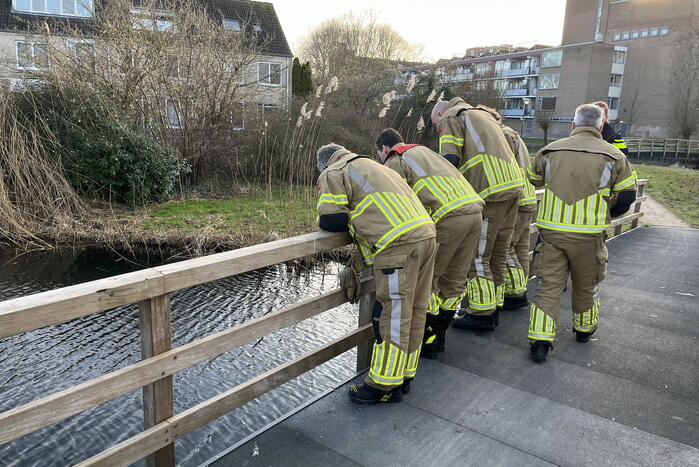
475 62 490 75
539 97 557 111
631 31 639 39
640 29 648 38
13 0 93 17
607 97 619 111
16 41 48 69
253 24 262 32
495 60 510 73
610 73 623 87
542 50 563 68
231 103 245 130
539 73 559 89
660 27 669 36
132 9 173 31
613 50 626 64
622 31 629 40
258 62 282 86
613 33 621 41
650 28 658 36
223 19 240 31
74 41 95 70
165 99 180 128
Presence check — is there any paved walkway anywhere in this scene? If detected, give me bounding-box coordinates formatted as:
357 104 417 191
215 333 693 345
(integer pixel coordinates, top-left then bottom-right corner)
210 227 699 467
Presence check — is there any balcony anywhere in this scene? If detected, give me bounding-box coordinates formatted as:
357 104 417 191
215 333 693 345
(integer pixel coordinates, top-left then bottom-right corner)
499 108 525 117
503 88 528 97
502 68 530 77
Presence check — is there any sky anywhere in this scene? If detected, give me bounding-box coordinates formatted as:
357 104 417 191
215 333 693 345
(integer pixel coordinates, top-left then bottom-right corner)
273 0 568 61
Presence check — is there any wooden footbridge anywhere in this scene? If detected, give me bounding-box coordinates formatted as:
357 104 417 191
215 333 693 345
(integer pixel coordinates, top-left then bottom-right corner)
3 180 697 466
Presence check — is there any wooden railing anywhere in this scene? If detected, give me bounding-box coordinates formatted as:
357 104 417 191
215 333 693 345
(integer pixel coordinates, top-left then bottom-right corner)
0 180 647 466
626 138 699 167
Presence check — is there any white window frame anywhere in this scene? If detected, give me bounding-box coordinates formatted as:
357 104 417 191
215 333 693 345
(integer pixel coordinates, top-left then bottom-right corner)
622 31 630 40
258 61 282 87
660 27 669 36
640 29 648 38
12 0 93 17
223 19 240 31
607 97 619 111
131 9 174 31
613 33 621 41
631 30 639 39
610 73 624 87
613 50 626 64
539 73 560 90
539 96 557 111
650 28 658 36
15 40 49 70
542 50 563 68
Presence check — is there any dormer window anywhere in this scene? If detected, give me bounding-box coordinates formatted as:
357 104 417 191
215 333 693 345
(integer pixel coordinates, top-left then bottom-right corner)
223 19 240 31
13 0 93 17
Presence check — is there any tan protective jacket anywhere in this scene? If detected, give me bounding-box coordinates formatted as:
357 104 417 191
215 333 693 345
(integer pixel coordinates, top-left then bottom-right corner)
501 125 537 211
527 127 637 234
384 143 484 223
317 149 436 265
438 97 524 202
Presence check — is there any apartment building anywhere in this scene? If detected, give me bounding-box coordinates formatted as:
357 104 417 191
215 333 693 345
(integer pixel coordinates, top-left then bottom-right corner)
403 0 697 139
0 0 293 110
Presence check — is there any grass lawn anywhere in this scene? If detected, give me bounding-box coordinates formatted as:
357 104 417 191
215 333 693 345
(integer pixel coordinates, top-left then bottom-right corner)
634 164 699 227
141 186 318 240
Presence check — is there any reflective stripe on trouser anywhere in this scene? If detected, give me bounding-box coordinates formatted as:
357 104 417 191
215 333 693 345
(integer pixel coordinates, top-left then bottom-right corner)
573 299 599 332
496 284 505 308
365 238 437 390
529 229 608 342
528 303 556 341
432 212 482 314
466 198 519 316
505 210 533 297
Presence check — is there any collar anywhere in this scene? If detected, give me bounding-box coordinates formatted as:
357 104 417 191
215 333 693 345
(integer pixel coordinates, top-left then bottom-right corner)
327 148 355 167
446 96 468 111
570 127 603 139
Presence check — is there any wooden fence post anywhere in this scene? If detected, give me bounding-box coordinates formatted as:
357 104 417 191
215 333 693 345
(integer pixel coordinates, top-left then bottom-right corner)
356 269 375 372
631 182 646 230
139 294 175 467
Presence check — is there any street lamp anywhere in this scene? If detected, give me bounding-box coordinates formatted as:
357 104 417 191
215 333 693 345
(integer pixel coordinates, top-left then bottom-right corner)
520 97 531 136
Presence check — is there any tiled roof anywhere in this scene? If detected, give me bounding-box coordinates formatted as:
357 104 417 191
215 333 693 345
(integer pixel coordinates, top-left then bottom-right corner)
0 0 292 57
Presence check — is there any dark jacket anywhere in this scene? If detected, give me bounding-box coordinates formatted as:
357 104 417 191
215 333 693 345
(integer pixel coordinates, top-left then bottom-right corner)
601 122 628 156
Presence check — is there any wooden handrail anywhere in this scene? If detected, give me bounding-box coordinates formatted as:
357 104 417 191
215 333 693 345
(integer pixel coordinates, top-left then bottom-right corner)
0 231 352 339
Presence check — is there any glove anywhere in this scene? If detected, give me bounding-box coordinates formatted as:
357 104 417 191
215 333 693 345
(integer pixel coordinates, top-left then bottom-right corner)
339 266 362 304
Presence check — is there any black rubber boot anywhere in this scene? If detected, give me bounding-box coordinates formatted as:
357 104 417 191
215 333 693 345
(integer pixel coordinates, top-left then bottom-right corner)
436 309 456 352
348 384 402 404
452 309 497 332
530 341 553 363
400 378 412 394
575 328 596 343
421 314 440 359
502 293 529 310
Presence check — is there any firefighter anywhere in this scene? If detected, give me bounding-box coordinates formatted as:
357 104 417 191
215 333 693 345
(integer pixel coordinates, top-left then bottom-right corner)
594 101 629 155
527 104 637 362
375 128 484 358
316 143 437 403
476 106 538 310
431 98 524 331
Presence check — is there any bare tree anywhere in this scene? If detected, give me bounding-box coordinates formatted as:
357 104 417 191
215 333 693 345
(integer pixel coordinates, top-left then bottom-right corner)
18 0 272 181
670 28 699 139
535 110 554 145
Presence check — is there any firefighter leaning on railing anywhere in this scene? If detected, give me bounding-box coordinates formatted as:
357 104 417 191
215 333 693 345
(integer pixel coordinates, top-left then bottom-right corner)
594 100 629 156
375 128 484 359
526 103 637 363
478 105 538 311
431 97 524 332
315 143 437 404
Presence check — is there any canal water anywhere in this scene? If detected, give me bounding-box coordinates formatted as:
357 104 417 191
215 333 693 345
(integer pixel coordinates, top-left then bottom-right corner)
0 247 357 466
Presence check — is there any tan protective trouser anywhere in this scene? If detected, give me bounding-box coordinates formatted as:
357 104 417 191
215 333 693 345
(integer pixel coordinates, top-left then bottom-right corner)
429 212 482 314
366 237 437 390
528 230 608 342
465 197 519 316
504 209 534 297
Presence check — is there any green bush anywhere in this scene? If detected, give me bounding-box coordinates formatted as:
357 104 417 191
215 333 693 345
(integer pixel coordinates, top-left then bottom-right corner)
14 86 183 205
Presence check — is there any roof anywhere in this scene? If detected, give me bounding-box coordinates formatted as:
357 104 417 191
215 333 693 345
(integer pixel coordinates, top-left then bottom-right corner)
0 0 292 58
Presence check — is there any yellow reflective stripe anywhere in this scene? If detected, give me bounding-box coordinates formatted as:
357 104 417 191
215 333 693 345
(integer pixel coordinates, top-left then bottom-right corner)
414 179 427 194
613 174 636 191
319 193 348 203
478 178 524 198
536 219 609 233
373 192 401 227
432 195 483 222
613 139 627 149
385 192 411 223
528 303 556 341
423 177 449 205
374 216 433 255
350 196 374 220
527 166 543 181
461 154 483 172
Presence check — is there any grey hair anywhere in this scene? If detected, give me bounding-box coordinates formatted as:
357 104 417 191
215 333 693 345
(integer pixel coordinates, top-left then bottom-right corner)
316 143 344 172
574 104 604 128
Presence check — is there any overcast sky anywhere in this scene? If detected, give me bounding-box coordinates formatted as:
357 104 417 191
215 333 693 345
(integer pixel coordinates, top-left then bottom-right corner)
273 0 568 61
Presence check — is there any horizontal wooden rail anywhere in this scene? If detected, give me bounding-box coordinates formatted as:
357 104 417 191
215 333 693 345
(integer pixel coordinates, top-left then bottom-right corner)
0 231 352 339
0 279 375 445
77 324 374 467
